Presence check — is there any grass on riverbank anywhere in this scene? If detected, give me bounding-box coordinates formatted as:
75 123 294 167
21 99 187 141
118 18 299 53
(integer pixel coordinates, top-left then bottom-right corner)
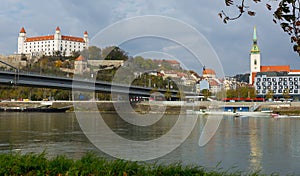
0 152 271 176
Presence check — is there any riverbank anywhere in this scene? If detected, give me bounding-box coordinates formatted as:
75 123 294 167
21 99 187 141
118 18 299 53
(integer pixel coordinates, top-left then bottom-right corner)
0 100 300 115
0 152 267 175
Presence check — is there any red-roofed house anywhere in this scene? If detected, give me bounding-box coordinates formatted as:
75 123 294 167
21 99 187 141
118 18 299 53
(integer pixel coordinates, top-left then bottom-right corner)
18 26 89 56
74 55 89 74
202 68 216 79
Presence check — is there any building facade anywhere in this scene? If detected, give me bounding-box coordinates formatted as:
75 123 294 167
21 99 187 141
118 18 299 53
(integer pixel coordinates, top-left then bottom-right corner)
255 72 300 99
18 27 89 57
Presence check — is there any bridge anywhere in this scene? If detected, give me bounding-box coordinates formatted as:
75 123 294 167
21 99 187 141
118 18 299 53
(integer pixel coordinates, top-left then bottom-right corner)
0 70 198 98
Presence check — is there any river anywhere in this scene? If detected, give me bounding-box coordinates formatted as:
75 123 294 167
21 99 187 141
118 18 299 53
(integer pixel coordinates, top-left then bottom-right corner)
0 112 300 175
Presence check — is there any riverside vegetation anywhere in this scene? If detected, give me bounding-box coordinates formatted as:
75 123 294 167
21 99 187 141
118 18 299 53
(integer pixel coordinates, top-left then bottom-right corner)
0 152 273 176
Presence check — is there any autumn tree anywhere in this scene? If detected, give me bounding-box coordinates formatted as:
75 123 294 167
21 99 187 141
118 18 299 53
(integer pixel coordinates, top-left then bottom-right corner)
221 0 300 55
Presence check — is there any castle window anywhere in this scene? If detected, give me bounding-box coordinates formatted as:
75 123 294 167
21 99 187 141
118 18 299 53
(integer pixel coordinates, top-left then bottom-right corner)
254 59 257 65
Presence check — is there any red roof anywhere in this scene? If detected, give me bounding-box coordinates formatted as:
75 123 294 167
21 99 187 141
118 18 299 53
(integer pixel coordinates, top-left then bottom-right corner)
251 72 257 85
166 60 180 65
260 65 290 72
20 27 26 33
290 69 300 72
209 79 219 86
61 35 85 42
75 55 85 61
24 35 85 42
203 68 216 75
25 35 54 42
56 26 61 31
84 31 88 35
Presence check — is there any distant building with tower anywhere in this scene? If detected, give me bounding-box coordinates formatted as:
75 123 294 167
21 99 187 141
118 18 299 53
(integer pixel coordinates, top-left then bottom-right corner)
249 26 300 99
17 27 89 57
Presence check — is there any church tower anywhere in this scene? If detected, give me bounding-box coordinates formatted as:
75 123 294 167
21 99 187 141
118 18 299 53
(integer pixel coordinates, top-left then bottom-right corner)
18 27 26 54
249 26 261 84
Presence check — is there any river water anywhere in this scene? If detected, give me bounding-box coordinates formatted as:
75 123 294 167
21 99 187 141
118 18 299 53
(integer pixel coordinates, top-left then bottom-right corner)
0 112 300 175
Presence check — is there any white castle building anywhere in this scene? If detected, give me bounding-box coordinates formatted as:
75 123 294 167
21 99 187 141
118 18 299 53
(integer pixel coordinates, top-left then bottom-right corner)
17 27 89 57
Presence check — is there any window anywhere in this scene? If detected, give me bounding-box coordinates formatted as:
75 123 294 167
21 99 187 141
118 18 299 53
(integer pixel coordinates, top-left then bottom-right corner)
278 90 282 93
273 90 276 93
263 78 266 81
272 78 276 82
273 86 277 90
267 78 271 81
294 90 298 93
284 78 287 81
279 78 282 81
257 78 261 81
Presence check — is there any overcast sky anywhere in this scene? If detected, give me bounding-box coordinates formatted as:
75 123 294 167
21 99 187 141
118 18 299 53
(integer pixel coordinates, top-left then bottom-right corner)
0 0 299 76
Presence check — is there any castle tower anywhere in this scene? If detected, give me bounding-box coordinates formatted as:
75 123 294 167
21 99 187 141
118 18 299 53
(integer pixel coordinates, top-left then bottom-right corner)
54 26 62 53
83 31 89 48
249 26 261 84
18 27 26 54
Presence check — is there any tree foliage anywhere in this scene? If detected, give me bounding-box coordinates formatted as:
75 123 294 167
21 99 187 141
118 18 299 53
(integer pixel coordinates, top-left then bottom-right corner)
81 46 101 60
101 46 129 60
221 0 300 55
226 86 256 98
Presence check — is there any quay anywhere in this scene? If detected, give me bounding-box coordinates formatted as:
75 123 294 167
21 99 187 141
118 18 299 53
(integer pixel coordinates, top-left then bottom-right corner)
0 100 299 115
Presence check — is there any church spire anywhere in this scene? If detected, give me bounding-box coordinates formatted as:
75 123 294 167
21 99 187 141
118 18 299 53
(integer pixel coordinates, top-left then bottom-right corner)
251 26 260 54
253 26 257 43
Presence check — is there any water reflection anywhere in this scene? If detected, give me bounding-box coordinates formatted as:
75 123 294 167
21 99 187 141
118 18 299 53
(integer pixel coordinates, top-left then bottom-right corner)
1 112 300 174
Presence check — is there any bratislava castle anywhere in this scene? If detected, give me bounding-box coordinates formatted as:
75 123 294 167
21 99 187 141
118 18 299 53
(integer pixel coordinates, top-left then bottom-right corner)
17 27 89 56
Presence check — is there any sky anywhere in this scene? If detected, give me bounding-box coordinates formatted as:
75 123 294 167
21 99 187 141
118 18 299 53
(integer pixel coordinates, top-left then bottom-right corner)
0 0 299 76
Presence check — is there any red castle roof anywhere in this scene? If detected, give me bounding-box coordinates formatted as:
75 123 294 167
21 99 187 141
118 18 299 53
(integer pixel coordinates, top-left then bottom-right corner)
20 27 26 33
25 35 85 42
